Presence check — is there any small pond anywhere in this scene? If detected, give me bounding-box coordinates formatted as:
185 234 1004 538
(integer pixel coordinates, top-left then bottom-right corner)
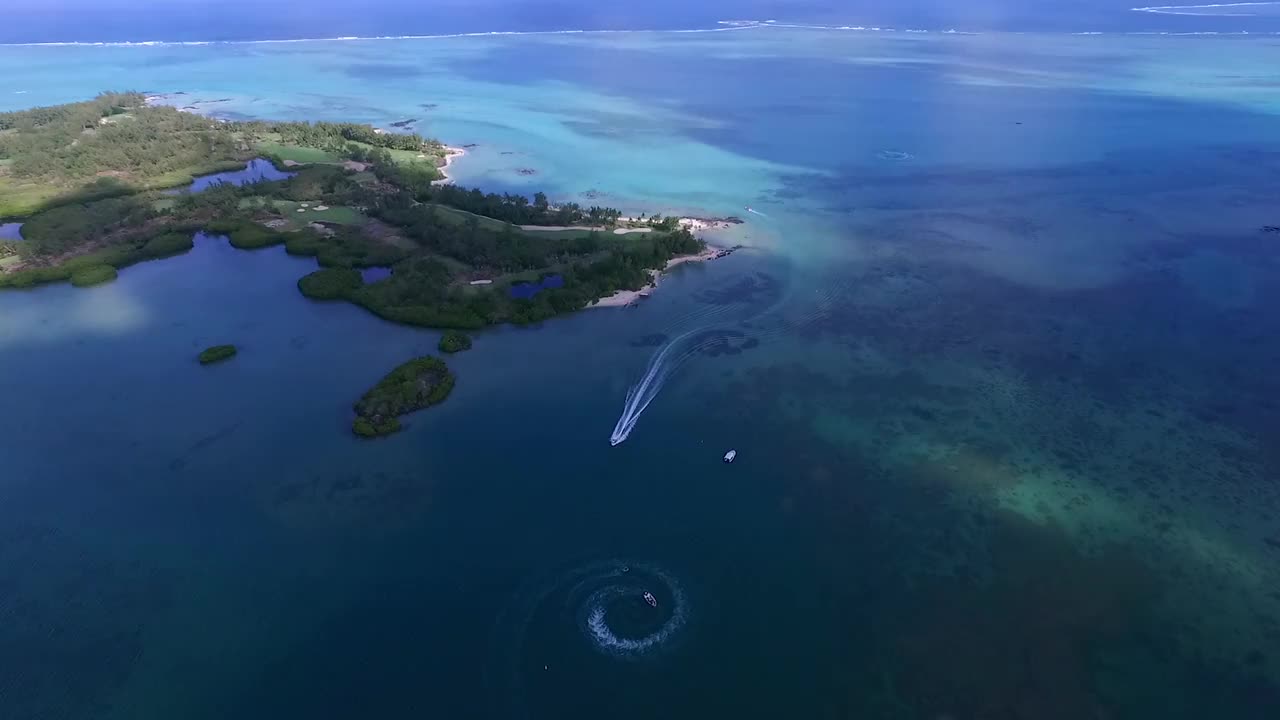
360 266 393 284
509 274 564 299
0 223 24 241
170 158 295 194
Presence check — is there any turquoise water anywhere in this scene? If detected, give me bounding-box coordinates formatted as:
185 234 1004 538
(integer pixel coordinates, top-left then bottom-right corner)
2 27 1280 718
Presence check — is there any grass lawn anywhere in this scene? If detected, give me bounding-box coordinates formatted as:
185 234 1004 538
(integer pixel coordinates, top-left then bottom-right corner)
427 204 596 241
345 140 443 167
0 255 21 270
272 201 364 224
255 141 340 164
0 179 56 218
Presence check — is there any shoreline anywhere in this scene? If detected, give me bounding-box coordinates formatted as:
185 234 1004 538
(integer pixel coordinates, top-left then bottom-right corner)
591 244 731 308
432 146 467 185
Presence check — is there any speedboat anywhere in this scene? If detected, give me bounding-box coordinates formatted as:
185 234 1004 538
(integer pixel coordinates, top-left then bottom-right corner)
724 449 737 463
643 591 658 608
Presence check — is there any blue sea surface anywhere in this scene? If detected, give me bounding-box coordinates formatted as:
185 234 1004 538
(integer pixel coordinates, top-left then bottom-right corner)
2 25 1280 720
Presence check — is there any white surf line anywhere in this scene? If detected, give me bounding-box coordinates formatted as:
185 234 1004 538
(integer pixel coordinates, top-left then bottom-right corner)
2 19 997 48
1132 2 1280 15
0 22 768 48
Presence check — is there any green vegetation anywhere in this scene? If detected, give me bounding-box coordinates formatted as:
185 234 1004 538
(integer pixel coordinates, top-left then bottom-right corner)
255 142 340 165
265 201 365 228
438 330 473 353
198 344 238 365
352 356 455 438
353 416 401 438
205 219 289 250
239 120 441 155
69 264 117 287
0 226 205 290
0 92 445 218
376 175 620 228
0 92 243 216
17 195 154 258
1 94 709 332
143 232 196 259
298 267 362 300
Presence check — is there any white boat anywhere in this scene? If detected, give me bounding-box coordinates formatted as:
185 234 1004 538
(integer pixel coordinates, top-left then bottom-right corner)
723 449 737 463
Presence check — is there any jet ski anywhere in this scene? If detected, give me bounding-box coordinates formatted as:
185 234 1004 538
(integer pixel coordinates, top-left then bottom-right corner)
643 591 658 608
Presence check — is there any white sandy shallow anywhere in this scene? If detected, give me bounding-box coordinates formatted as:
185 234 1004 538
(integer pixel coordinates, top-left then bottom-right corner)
432 146 467 185
591 245 726 308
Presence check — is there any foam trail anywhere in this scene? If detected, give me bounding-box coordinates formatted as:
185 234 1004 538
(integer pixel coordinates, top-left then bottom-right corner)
747 208 769 218
610 329 704 445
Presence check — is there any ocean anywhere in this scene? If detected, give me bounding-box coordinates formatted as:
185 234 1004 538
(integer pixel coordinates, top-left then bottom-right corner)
5 0 1280 43
2 22 1280 719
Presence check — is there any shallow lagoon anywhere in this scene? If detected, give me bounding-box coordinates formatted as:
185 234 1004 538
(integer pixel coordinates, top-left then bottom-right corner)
1 27 1279 719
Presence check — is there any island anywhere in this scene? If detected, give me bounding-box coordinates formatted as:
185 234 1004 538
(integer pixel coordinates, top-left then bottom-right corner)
0 93 715 328
352 356 455 438
198 345 238 365
438 330 472 353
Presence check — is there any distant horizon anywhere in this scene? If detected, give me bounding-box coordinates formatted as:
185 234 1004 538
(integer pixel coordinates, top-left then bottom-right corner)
4 17 1280 47
4 0 1280 44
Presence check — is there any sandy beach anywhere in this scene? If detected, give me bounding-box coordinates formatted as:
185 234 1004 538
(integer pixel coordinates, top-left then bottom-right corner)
591 245 726 308
432 146 467 185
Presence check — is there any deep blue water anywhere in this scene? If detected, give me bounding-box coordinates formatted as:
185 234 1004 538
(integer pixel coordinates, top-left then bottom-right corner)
510 274 565 299
2 26 1280 720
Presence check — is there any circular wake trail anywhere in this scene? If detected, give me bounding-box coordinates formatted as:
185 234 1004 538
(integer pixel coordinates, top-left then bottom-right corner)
486 560 691 718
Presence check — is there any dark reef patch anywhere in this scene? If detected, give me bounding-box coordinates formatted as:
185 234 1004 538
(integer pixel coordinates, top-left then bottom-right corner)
693 271 783 307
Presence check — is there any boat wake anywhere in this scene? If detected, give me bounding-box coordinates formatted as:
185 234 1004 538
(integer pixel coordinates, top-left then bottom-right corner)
609 258 848 446
487 559 691 718
876 149 915 161
610 330 692 445
610 327 746 445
